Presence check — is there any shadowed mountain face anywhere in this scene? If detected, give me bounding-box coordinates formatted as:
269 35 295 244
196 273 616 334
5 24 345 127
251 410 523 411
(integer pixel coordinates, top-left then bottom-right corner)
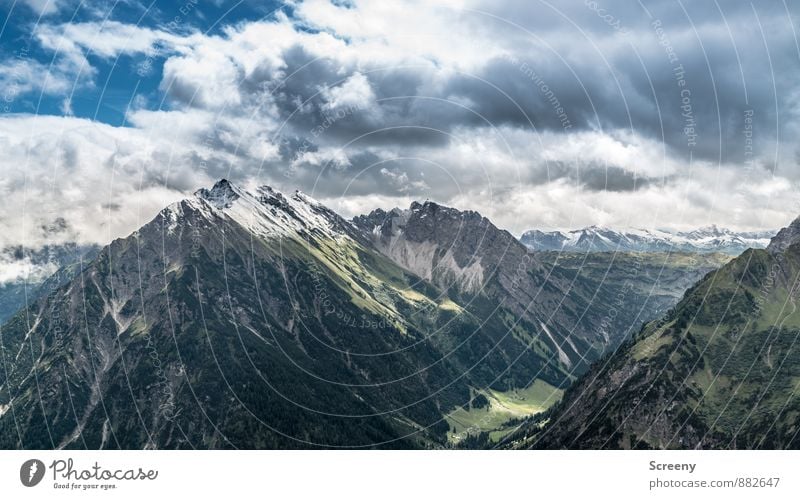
512 216 800 450
534 251 732 339
0 180 734 449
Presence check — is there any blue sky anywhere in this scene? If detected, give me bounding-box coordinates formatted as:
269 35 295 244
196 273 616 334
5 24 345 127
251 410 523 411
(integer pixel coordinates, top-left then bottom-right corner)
1 0 288 122
1 0 799 252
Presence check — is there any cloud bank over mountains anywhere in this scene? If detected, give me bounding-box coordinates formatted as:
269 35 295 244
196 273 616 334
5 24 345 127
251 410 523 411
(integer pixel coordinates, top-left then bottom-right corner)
1 0 799 249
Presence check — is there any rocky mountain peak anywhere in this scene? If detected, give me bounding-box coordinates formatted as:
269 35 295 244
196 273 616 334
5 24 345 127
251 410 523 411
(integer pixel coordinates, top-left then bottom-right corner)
767 215 800 254
352 199 536 296
195 178 242 209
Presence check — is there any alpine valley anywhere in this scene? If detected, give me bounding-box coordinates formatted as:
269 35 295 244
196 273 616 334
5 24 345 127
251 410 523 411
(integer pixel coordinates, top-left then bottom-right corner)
505 217 800 450
0 180 778 449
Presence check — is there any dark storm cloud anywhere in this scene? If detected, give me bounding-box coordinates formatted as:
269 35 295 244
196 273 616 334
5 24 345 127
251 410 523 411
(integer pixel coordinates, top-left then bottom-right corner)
434 0 800 166
577 164 653 192
248 1 796 181
519 160 656 192
217 45 453 155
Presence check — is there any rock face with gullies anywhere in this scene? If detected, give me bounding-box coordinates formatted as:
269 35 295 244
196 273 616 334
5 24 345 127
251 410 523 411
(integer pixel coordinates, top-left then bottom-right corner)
355 201 529 294
354 201 657 373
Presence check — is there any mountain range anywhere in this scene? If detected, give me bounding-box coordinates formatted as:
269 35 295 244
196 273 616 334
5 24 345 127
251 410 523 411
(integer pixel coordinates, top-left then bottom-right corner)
0 180 781 449
0 180 604 448
520 226 774 255
505 217 800 449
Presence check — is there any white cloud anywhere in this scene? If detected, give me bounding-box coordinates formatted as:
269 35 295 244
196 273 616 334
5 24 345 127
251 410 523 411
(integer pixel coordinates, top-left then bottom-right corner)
0 255 58 285
379 167 429 193
0 115 207 249
34 21 190 60
20 0 62 16
449 168 798 236
322 73 376 111
0 58 76 101
293 0 502 70
60 96 73 115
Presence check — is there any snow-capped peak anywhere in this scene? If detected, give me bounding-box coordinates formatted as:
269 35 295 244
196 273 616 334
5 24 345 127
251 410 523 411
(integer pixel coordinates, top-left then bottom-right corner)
191 180 348 241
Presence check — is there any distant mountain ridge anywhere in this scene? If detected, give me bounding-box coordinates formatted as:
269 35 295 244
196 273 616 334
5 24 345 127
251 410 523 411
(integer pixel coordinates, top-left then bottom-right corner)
520 225 775 255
